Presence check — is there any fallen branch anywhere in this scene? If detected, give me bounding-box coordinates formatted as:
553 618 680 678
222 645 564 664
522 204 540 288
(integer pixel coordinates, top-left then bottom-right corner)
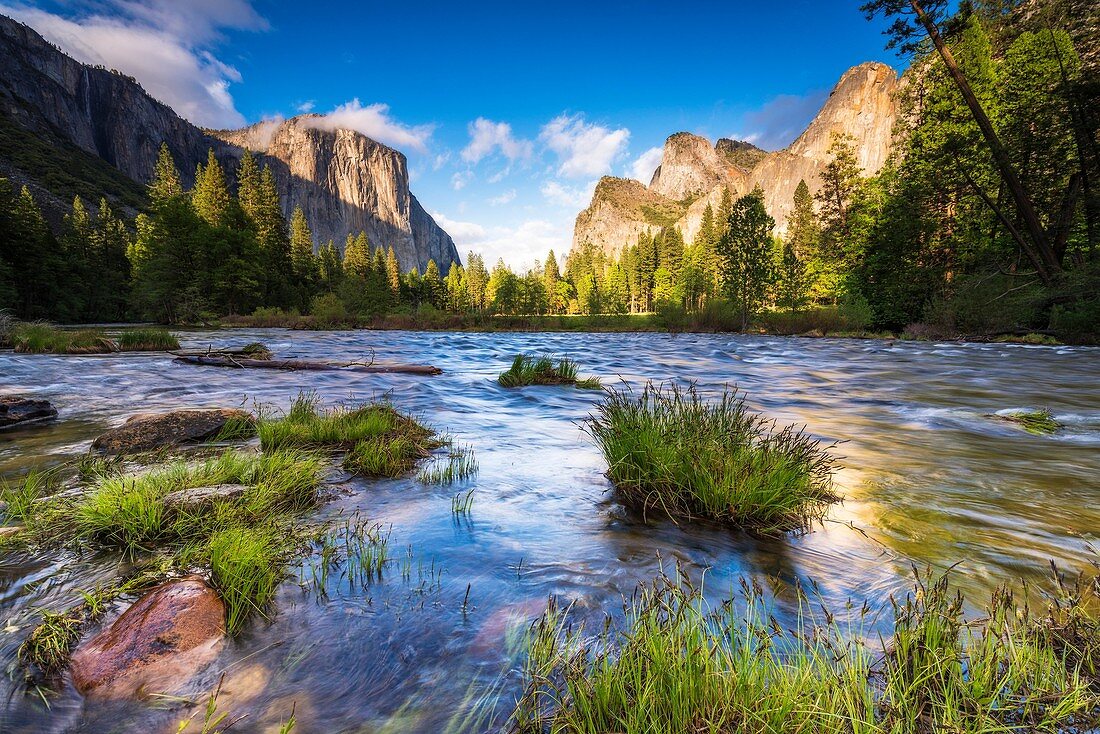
174 354 442 375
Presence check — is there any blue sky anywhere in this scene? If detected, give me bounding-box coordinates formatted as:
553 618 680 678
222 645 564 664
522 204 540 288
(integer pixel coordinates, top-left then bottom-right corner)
3 0 904 267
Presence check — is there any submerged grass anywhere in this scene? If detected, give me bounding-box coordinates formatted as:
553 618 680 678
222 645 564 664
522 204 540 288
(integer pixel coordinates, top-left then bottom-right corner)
999 408 1062 435
586 383 837 532
511 568 1100 734
418 445 479 485
498 354 601 389
115 328 180 351
260 392 441 478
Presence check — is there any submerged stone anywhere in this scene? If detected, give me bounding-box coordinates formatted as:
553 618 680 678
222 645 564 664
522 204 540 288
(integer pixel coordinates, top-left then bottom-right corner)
0 396 57 429
70 576 225 699
90 409 251 454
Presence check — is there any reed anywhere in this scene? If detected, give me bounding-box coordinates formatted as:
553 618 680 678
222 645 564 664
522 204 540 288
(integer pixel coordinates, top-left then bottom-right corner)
585 383 838 532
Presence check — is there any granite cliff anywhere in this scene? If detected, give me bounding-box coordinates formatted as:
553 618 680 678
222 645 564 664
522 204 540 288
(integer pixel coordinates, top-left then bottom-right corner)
0 14 458 271
572 62 899 254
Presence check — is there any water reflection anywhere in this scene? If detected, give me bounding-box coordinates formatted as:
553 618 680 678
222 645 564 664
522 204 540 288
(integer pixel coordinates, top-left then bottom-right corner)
0 331 1097 732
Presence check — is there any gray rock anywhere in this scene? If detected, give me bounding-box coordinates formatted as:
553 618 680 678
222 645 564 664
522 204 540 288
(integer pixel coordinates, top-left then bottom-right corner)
0 396 57 429
162 484 249 512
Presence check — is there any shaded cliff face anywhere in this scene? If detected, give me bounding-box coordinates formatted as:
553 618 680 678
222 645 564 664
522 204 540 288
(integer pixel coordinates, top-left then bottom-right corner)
572 62 899 254
0 14 458 272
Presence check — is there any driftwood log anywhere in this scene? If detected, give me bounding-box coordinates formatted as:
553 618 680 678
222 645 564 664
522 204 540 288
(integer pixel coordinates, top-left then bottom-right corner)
174 354 442 375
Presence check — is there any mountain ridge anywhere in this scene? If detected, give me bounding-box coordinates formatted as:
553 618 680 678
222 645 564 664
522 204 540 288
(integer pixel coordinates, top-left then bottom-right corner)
0 14 458 272
572 61 899 254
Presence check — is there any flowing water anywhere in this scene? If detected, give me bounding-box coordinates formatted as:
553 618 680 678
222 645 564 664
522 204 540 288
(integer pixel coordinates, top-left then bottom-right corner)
1 330 1098 733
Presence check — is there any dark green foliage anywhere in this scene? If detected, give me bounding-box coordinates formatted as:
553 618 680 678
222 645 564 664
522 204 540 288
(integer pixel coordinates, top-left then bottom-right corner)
718 190 776 329
586 383 837 532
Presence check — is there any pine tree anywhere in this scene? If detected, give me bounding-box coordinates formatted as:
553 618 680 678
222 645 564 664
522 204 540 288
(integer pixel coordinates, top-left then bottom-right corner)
149 143 183 207
318 240 343 291
788 180 818 259
343 232 372 277
385 246 401 304
424 259 444 308
718 190 776 330
464 252 489 310
191 149 232 228
289 206 317 286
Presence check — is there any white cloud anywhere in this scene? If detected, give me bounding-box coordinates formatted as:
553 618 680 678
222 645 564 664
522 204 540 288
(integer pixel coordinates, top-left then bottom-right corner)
304 99 434 152
488 189 517 206
630 146 663 183
432 213 570 269
541 180 596 209
461 118 533 165
539 114 630 179
1 0 265 128
433 152 452 170
295 100 316 113
451 171 473 191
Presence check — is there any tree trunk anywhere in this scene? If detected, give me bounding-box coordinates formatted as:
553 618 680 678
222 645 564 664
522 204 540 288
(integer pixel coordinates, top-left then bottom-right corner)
910 0 1062 281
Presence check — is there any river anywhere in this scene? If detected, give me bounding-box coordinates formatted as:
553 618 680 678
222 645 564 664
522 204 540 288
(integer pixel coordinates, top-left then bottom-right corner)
1 330 1098 732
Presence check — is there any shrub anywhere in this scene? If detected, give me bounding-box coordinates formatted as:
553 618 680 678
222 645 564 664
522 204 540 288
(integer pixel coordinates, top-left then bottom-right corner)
585 383 837 532
310 293 349 327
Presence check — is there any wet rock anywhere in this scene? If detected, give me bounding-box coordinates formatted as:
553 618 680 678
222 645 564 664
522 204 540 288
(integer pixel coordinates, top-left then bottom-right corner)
0 396 57 429
162 484 249 512
91 409 251 454
0 525 24 539
70 576 225 699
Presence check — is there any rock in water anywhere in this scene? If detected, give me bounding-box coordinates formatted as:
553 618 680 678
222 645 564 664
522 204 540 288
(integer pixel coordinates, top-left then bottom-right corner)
0 396 57 428
70 577 225 699
162 484 250 512
90 409 251 454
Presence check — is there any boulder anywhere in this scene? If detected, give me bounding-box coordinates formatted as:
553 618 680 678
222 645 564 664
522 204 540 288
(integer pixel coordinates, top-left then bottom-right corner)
162 484 250 512
0 396 57 429
0 525 24 539
91 409 252 454
70 576 225 699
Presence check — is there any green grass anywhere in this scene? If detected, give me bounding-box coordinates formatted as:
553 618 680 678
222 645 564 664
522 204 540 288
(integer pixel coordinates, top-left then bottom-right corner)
418 445 479 485
585 383 837 532
998 409 1062 435
72 450 323 550
498 354 601 389
115 328 180 351
510 569 1100 733
11 323 117 354
208 526 282 635
17 608 85 679
260 393 441 478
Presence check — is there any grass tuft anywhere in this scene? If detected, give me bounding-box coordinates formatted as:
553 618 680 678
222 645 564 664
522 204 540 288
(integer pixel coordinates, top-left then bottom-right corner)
510 568 1100 733
418 445 479 485
11 323 117 354
208 526 282 635
260 392 442 478
115 328 180 351
998 408 1062 435
498 354 599 389
585 383 837 532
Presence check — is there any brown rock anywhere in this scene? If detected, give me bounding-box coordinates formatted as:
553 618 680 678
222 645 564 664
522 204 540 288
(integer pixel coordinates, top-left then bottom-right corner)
70 576 225 699
0 396 57 429
0 525 24 538
90 409 252 454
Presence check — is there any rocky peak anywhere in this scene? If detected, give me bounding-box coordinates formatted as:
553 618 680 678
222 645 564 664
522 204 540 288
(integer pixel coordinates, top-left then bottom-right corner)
572 62 900 253
649 132 747 201
715 138 767 173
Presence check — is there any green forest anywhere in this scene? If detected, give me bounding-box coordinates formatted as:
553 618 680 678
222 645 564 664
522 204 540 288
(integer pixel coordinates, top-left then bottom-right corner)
0 0 1096 342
